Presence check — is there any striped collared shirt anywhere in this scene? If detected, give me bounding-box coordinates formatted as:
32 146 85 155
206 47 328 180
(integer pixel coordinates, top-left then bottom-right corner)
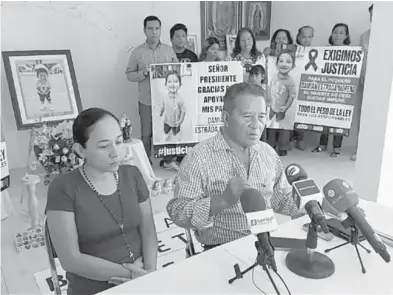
126 41 178 106
166 130 303 246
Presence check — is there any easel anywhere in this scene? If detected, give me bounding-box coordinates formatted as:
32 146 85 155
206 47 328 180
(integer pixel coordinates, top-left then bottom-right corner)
20 117 44 229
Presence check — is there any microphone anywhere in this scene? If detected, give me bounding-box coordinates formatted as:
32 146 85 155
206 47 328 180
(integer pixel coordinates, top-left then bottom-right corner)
284 164 335 279
285 163 328 233
240 188 278 272
323 179 391 263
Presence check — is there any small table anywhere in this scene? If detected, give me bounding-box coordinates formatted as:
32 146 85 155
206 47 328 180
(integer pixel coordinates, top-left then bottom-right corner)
121 139 159 187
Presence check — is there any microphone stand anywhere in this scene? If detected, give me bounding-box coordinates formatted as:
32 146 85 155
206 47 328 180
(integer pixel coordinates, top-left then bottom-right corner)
285 221 335 279
324 217 371 273
228 241 282 295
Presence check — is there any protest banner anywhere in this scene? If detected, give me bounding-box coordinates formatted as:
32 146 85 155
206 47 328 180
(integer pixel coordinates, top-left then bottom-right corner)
1 141 10 191
150 61 243 158
267 46 364 136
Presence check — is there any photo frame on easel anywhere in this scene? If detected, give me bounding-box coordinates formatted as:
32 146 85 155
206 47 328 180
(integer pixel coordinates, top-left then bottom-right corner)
2 50 82 130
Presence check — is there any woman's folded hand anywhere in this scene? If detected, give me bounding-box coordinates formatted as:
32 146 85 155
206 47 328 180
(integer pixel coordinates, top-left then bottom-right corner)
108 257 148 285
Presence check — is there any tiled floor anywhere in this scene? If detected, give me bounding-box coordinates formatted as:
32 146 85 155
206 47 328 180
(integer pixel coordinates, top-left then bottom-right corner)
0 148 357 294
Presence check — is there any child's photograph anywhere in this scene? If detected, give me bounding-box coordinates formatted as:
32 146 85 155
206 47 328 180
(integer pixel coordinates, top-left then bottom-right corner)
2 50 82 129
15 59 75 119
150 63 198 145
267 49 303 130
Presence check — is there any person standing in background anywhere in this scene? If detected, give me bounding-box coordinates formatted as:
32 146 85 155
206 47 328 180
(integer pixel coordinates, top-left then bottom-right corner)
170 23 198 63
126 16 178 165
312 23 351 157
160 23 198 171
293 25 315 151
229 27 265 82
263 29 294 156
199 37 221 62
351 4 373 161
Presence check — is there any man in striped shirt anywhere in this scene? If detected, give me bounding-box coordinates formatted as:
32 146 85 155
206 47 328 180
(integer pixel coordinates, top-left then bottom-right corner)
167 83 304 250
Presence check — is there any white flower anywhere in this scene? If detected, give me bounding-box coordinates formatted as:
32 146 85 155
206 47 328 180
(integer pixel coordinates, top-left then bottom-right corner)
53 144 60 151
61 156 68 163
55 156 61 163
39 154 47 162
62 147 69 154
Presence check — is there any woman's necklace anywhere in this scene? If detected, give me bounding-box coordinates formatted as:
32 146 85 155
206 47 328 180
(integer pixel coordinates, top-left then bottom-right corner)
81 165 135 262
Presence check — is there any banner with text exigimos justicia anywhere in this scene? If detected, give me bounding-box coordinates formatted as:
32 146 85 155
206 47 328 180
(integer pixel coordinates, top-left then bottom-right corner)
294 46 364 135
150 61 243 158
267 46 364 135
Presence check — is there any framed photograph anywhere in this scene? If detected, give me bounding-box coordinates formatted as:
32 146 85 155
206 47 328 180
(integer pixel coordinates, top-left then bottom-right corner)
200 1 242 51
226 34 237 57
185 34 198 56
241 1 272 41
2 50 82 130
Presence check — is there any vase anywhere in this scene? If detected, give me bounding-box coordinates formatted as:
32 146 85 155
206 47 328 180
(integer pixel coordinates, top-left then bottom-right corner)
21 174 41 230
122 125 132 143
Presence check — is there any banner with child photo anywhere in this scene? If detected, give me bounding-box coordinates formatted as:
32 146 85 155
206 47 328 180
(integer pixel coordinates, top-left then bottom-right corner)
150 61 243 158
267 45 364 136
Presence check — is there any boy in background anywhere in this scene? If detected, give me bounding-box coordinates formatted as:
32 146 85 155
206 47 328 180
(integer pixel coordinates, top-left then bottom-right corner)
170 23 198 63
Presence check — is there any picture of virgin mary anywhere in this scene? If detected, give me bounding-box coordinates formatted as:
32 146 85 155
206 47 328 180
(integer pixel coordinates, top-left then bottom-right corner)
201 1 241 50
243 1 271 41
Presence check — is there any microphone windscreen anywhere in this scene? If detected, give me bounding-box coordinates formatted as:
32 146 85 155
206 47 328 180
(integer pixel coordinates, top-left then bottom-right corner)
323 179 359 212
240 188 266 213
285 163 308 184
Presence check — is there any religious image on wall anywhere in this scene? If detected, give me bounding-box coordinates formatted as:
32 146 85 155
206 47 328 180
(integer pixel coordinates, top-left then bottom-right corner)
266 46 364 135
150 61 243 158
200 1 241 51
242 1 272 41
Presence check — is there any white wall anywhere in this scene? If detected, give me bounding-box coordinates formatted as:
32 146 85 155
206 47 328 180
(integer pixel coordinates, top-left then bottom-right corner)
354 1 393 205
1 1 373 169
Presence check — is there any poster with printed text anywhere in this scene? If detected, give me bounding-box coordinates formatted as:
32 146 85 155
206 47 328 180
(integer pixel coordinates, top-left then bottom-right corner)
150 61 243 158
267 46 364 135
1 141 10 191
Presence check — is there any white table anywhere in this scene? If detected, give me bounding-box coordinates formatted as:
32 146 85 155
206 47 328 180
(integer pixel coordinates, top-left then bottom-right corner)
121 139 159 187
99 201 393 294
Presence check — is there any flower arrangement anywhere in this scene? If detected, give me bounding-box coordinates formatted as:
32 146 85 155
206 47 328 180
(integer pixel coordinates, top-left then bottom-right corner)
30 120 82 185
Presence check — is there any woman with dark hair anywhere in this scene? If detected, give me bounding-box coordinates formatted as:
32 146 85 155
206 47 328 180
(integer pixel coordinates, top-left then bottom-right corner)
45 108 158 295
312 23 351 157
199 37 221 62
230 27 265 81
263 29 294 57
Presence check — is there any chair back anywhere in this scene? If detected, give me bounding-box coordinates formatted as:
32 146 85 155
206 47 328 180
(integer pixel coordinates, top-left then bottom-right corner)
44 216 62 295
184 228 197 257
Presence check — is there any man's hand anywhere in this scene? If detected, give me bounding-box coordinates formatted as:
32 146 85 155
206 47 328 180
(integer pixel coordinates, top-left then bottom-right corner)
108 257 147 285
143 65 150 77
222 178 250 206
